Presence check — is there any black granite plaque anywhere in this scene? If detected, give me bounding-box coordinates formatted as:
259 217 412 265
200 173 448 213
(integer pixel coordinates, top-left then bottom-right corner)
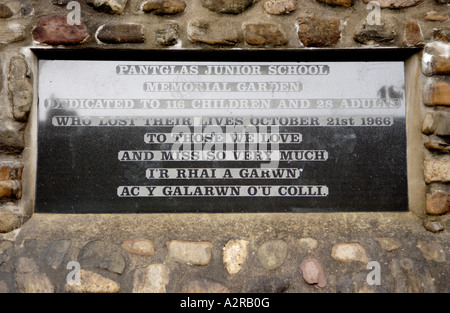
36 57 408 213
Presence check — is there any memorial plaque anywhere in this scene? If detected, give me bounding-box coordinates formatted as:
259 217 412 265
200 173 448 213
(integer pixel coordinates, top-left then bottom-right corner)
36 57 408 213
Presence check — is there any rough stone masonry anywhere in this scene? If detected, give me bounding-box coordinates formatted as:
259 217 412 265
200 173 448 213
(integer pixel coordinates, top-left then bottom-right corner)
0 0 449 293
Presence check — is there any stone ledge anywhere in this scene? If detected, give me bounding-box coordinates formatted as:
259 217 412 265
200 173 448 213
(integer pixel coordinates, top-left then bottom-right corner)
16 212 431 239
0 212 446 293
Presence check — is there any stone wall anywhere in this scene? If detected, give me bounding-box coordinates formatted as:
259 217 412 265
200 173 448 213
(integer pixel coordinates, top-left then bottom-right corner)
0 0 449 293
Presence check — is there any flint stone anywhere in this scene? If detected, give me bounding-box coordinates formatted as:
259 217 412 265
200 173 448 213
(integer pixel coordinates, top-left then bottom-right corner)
143 0 186 14
432 62 450 78
43 240 71 269
318 0 354 7
16 271 54 293
8 53 29 82
0 161 23 180
78 240 107 263
0 58 2 92
416 240 446 262
78 240 126 273
20 5 33 17
0 126 24 154
65 270 120 293
433 28 450 42
331 243 369 263
99 252 126 274
201 0 255 14
263 0 296 14
223 239 249 275
52 0 73 6
133 263 169 293
298 16 341 47
244 23 288 46
0 240 14 255
421 112 436 135
0 22 25 44
122 238 155 256
0 4 13 18
431 117 450 135
15 257 37 274
423 42 450 75
156 24 180 46
167 240 212 266
298 238 318 252
188 19 238 46
354 22 398 44
300 258 327 288
0 210 21 233
32 15 89 45
422 220 445 233
97 24 144 44
257 240 287 270
426 191 450 215
0 281 8 293
8 55 32 122
0 180 21 200
375 237 402 252
15 257 54 293
404 21 423 47
390 258 435 292
425 12 449 21
87 0 128 14
424 156 450 183
423 78 450 106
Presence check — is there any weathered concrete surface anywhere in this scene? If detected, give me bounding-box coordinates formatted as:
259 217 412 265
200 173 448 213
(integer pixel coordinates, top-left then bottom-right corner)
0 212 447 293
